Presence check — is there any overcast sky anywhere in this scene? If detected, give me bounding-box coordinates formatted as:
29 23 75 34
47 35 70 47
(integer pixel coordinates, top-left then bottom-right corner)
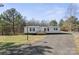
0 3 79 22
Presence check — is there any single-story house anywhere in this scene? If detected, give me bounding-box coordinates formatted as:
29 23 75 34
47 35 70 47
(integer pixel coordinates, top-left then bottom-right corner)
24 26 60 34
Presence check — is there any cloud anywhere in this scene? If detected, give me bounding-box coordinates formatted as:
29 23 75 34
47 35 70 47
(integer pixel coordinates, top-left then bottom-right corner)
46 10 56 14
43 8 66 22
45 8 65 17
45 7 65 14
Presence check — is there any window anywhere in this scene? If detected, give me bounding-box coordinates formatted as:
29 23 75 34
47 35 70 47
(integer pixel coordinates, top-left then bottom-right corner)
44 28 46 32
54 28 58 30
47 28 49 31
33 28 35 31
30 27 35 31
30 28 31 31
54 28 55 30
55 28 58 30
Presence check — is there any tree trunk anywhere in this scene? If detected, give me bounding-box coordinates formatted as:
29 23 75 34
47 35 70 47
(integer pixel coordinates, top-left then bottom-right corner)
12 15 15 35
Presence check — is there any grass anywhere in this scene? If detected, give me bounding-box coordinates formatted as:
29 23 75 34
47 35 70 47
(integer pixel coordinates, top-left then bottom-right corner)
0 35 47 54
73 32 79 54
0 35 46 45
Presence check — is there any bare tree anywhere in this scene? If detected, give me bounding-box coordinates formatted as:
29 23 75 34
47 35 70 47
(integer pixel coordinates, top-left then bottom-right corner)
65 3 78 31
65 3 77 18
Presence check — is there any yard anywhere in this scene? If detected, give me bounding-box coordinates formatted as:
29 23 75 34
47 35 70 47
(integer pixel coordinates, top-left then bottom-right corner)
0 35 46 54
0 33 78 55
0 35 46 45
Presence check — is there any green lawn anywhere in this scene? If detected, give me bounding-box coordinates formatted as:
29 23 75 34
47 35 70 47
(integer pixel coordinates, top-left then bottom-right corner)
0 35 46 45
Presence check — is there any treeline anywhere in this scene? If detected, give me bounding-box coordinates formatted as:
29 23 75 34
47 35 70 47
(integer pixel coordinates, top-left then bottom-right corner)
0 8 26 35
59 16 79 32
0 8 58 35
0 8 79 35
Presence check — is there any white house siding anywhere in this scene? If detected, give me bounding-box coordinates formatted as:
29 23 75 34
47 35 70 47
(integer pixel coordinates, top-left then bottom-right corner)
40 27 47 33
46 26 60 33
24 26 60 34
24 26 39 33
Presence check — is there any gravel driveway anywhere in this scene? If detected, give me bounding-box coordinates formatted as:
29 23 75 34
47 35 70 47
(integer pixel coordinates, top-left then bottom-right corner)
0 34 77 55
32 34 77 55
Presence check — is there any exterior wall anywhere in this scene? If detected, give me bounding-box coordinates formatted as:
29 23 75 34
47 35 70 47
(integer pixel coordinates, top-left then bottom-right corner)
40 27 47 33
24 26 39 33
24 26 60 33
46 26 60 33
